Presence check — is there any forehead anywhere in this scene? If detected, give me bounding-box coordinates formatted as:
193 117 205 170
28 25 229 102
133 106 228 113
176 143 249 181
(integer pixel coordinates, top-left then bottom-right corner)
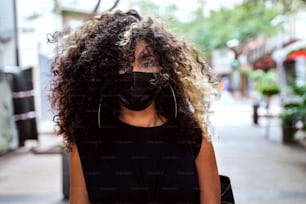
134 40 154 58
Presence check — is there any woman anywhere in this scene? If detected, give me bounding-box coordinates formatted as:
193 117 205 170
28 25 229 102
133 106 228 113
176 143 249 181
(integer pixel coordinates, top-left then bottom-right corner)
50 10 221 204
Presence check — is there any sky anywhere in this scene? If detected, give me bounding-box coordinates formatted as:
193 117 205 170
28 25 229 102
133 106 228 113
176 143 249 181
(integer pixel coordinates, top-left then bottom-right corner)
58 0 244 14
18 0 245 19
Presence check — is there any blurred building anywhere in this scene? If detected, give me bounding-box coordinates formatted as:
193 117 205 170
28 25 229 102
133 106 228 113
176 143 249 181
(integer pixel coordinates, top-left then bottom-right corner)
246 12 306 95
0 0 18 153
0 0 18 66
216 11 306 98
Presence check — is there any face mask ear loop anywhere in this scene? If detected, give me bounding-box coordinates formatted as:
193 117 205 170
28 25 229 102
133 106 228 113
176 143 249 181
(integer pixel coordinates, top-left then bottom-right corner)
98 96 102 128
169 84 177 119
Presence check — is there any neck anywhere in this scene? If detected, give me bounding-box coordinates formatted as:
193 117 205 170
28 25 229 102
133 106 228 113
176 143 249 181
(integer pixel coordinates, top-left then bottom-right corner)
119 103 165 127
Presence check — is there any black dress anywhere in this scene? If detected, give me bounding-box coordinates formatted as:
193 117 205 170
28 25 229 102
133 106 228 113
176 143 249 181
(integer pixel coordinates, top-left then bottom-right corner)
75 119 202 204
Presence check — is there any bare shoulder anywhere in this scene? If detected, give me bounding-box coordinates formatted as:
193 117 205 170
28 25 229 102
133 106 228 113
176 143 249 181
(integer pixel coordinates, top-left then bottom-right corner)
195 137 221 204
70 144 90 204
196 137 215 160
70 144 79 159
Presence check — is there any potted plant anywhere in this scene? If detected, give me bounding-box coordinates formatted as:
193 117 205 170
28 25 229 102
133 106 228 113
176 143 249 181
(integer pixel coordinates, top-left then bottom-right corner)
247 69 280 98
280 85 306 144
243 69 280 124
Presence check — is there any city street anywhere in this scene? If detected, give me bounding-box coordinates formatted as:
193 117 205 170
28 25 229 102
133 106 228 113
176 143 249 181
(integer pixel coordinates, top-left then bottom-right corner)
213 92 306 204
0 93 306 204
1 0 306 204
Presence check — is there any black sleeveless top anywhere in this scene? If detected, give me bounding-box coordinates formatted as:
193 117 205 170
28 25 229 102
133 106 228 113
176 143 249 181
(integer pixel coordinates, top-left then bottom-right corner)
75 119 202 204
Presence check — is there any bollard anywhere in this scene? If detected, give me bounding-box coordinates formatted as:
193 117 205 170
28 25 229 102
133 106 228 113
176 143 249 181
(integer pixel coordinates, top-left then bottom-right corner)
253 102 259 125
62 150 70 200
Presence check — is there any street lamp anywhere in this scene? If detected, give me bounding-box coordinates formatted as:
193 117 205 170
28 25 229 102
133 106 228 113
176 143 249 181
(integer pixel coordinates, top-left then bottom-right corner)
226 39 239 49
226 39 241 94
226 39 240 59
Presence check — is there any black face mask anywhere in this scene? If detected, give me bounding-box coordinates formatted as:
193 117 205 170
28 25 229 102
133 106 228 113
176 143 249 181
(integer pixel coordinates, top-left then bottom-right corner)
115 72 162 111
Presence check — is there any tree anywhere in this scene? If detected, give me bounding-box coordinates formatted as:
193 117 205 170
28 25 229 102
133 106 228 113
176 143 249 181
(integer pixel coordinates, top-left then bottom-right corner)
53 0 121 29
182 1 279 55
130 0 306 56
269 0 306 14
54 0 121 19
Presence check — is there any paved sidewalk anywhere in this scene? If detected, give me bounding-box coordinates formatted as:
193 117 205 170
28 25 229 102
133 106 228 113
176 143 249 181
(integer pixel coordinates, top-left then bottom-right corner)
0 137 67 204
0 93 305 204
212 93 306 204
0 153 67 204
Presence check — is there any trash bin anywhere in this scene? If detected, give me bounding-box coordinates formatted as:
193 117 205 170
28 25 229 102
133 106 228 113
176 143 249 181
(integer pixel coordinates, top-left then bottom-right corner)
12 67 38 146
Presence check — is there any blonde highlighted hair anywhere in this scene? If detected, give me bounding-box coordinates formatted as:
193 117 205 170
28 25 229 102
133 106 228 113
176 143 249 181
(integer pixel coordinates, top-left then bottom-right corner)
49 10 219 151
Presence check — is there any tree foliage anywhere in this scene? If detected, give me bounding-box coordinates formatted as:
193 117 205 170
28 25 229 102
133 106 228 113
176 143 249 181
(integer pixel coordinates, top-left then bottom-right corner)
175 1 279 54
131 0 305 55
269 0 306 14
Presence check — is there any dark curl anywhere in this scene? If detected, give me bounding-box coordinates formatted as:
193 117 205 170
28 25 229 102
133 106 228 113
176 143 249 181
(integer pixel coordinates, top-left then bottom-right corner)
49 10 219 151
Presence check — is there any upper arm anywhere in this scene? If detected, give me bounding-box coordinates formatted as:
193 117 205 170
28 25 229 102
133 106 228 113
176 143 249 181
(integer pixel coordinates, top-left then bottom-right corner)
195 137 221 204
70 144 90 204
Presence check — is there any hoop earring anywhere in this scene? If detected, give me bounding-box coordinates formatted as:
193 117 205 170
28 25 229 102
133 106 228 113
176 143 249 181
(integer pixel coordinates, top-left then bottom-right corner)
168 84 177 119
98 96 102 128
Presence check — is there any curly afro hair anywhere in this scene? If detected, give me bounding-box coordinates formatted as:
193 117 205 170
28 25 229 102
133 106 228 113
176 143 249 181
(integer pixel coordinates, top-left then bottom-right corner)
49 10 219 151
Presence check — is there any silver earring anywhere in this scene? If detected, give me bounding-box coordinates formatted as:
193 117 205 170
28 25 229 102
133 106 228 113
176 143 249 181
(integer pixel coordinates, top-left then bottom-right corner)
98 97 102 128
169 84 177 119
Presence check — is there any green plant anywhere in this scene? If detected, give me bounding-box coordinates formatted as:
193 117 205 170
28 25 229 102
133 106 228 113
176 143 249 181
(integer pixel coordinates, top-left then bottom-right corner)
280 85 306 143
247 69 280 97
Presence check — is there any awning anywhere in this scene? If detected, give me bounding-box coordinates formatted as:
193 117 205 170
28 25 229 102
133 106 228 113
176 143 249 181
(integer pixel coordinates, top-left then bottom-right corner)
272 40 306 62
285 50 306 62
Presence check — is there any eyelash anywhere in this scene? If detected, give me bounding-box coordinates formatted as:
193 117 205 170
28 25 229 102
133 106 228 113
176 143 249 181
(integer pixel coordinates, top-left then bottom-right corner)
142 61 155 68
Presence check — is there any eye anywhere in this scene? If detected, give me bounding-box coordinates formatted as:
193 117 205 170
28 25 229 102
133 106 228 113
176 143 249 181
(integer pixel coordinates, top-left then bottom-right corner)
142 61 155 68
